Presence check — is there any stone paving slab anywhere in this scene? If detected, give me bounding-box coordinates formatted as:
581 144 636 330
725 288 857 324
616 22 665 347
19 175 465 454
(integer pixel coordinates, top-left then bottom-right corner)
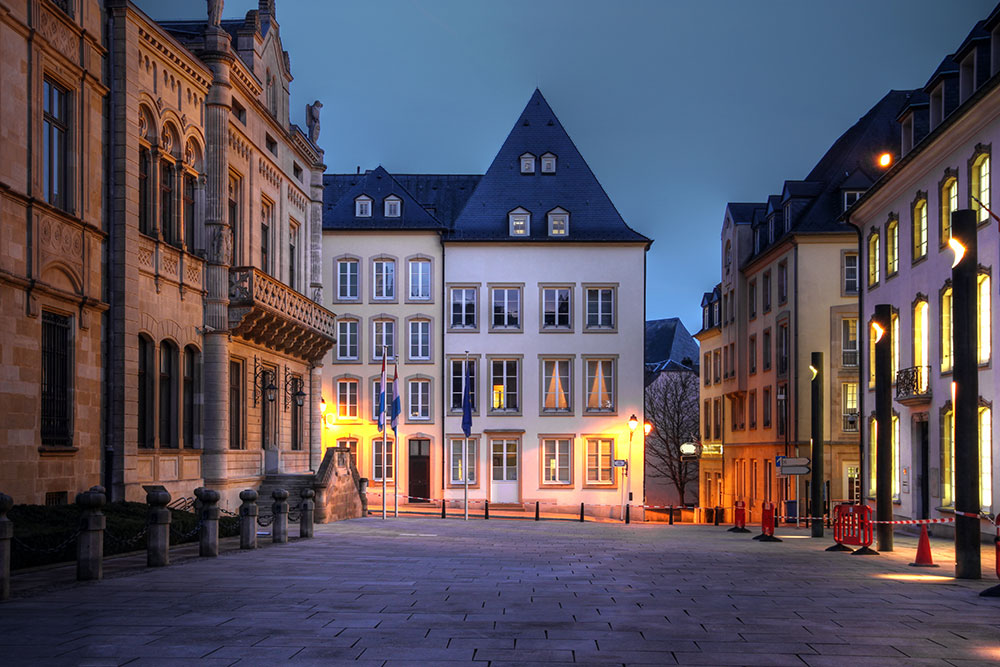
0 519 997 665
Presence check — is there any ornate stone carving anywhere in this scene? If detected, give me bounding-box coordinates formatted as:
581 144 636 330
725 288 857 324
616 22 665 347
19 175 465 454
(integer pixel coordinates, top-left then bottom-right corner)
208 0 224 27
210 225 232 265
138 111 148 139
137 236 155 270
185 261 202 285
258 159 280 188
306 100 322 144
38 9 76 60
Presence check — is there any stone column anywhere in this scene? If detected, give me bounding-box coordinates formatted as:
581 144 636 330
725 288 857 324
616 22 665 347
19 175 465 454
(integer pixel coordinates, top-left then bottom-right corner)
299 488 315 538
76 486 106 581
146 488 171 567
239 489 258 550
200 27 234 484
271 489 289 544
196 487 220 557
0 493 12 600
310 366 323 471
308 164 324 304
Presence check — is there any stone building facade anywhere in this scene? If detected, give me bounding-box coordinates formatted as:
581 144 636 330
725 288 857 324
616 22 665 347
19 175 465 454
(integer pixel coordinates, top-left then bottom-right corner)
0 0 108 504
102 0 331 507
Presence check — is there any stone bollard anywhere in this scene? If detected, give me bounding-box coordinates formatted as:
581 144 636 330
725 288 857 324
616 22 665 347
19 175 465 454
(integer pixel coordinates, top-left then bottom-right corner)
272 489 289 544
299 489 315 539
194 487 220 557
0 492 12 601
145 488 172 567
239 489 258 550
76 486 106 581
358 478 369 515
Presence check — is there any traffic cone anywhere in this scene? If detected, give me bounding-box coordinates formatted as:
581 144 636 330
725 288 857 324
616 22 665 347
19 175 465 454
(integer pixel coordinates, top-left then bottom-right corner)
909 524 938 567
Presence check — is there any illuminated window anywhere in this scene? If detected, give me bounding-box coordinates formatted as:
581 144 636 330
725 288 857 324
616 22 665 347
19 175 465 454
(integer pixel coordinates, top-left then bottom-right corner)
913 198 928 260
508 207 530 236
585 358 615 412
891 312 899 381
373 439 394 481
542 359 571 412
337 319 358 360
942 406 954 506
548 208 569 236
981 406 993 512
336 379 358 419
450 438 477 484
586 438 614 484
520 153 535 174
540 152 556 174
869 418 877 496
490 358 519 412
867 231 880 287
887 219 898 275
869 321 876 388
941 286 953 372
978 273 991 364
972 153 990 224
355 195 372 218
542 438 571 484
866 415 899 498
842 383 858 432
842 318 858 366
914 301 929 392
384 195 401 218
373 259 395 300
941 176 958 241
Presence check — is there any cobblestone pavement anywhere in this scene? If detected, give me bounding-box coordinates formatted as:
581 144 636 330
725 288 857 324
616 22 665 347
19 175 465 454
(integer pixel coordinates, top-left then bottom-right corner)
1 518 998 666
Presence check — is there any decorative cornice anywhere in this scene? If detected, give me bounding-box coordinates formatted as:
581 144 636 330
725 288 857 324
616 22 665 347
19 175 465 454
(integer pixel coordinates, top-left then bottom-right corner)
137 26 211 90
258 157 281 189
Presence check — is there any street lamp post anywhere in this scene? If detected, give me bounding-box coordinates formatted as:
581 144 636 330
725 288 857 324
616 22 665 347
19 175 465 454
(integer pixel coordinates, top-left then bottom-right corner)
951 209 981 579
810 352 824 538
625 414 639 521
874 303 893 552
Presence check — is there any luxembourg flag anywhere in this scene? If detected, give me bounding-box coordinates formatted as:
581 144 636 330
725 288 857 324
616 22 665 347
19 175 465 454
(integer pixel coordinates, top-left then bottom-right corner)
377 347 387 432
391 363 401 436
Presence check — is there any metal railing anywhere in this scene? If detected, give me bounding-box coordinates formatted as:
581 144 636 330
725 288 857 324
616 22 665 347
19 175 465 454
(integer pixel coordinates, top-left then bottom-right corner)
896 366 931 401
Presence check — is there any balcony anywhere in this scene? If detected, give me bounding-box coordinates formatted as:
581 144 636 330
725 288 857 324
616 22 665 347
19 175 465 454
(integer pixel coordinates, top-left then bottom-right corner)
895 366 932 406
228 267 336 363
842 412 859 432
842 349 858 367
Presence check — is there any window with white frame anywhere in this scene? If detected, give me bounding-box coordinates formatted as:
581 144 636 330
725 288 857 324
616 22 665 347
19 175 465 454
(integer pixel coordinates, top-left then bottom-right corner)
586 438 614 484
408 259 431 300
973 153 991 224
371 379 384 421
373 259 395 300
585 287 614 329
336 379 358 419
942 286 953 372
450 438 477 484
373 439 394 481
585 358 615 412
490 358 519 412
408 379 430 420
337 259 359 300
867 232 880 287
450 287 476 329
408 319 430 360
355 195 372 217
842 382 858 432
450 358 476 412
541 153 556 174
542 438 571 484
548 208 568 236
491 287 521 329
913 198 928 260
842 318 858 366
843 254 858 294
384 195 401 218
337 438 358 468
542 359 571 412
887 219 899 275
373 319 395 359
520 153 535 174
337 319 358 360
509 208 530 236
542 287 571 329
843 190 863 211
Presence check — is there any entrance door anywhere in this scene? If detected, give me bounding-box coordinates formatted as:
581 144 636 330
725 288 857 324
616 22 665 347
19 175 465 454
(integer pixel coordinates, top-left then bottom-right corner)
408 439 430 502
491 439 518 503
844 464 860 503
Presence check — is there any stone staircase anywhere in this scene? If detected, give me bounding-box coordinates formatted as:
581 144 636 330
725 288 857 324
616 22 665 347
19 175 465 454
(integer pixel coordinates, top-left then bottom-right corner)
256 473 315 516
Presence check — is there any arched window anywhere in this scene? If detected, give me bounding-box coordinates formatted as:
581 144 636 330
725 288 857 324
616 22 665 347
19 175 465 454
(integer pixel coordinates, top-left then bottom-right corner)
139 148 151 235
941 174 958 242
138 335 154 448
941 285 953 372
971 150 991 224
159 341 178 448
183 346 201 449
867 231 880 287
912 196 928 261
913 300 929 392
886 219 898 275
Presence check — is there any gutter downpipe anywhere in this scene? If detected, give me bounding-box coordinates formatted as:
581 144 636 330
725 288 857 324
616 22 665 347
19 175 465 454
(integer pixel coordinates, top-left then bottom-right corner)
845 214 865 505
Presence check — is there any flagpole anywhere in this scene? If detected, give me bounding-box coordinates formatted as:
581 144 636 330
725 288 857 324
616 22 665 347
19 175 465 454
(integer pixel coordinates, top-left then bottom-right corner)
393 362 399 518
382 346 387 521
464 351 469 521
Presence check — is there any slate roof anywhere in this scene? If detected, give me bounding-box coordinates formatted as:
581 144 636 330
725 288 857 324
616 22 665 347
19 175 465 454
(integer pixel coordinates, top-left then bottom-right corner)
727 203 764 224
449 89 650 244
645 318 699 368
324 173 481 228
322 166 445 231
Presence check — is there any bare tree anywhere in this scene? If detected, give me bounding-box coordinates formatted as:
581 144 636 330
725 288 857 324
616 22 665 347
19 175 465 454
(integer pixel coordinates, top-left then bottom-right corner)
644 368 700 505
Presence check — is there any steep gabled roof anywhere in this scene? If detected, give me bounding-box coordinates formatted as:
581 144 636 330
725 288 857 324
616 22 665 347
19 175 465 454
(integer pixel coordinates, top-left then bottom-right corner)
324 173 482 228
726 202 765 224
645 318 699 367
449 89 650 243
322 166 445 231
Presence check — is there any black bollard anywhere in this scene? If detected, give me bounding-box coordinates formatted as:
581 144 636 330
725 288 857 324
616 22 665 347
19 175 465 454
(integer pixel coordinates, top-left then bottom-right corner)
625 504 630 524
668 506 674 525
535 501 540 521
580 502 585 523
484 500 489 520
441 499 446 519
714 506 721 526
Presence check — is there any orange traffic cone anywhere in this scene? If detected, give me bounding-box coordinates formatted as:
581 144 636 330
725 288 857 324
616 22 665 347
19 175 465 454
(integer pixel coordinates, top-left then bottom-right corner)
909 524 938 567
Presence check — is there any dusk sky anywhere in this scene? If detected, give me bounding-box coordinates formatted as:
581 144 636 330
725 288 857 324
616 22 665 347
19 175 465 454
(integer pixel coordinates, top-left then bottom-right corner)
139 0 996 333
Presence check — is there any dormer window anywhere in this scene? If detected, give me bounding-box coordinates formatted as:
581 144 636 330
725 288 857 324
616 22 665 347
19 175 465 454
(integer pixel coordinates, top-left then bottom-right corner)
355 195 372 218
541 153 556 174
844 191 863 211
509 207 530 236
783 203 791 232
520 153 536 174
547 207 568 236
384 195 401 218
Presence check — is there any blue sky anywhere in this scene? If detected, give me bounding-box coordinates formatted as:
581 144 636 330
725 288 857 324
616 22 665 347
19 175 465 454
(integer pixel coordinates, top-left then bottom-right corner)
139 0 996 333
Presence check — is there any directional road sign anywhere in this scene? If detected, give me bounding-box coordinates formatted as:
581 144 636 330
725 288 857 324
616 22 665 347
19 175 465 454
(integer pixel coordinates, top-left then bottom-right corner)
776 456 810 467
612 459 628 467
778 465 810 475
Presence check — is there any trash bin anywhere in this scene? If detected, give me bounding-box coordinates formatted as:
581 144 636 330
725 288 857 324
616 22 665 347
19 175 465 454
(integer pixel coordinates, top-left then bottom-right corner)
702 507 716 524
783 499 797 524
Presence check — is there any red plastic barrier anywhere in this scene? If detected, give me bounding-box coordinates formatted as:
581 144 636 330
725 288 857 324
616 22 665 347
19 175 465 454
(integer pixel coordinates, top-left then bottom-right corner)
833 503 873 548
761 502 776 537
734 500 746 530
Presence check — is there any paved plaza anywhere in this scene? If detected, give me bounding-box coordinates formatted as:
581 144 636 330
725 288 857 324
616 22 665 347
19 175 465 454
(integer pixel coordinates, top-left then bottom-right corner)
1 518 999 666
